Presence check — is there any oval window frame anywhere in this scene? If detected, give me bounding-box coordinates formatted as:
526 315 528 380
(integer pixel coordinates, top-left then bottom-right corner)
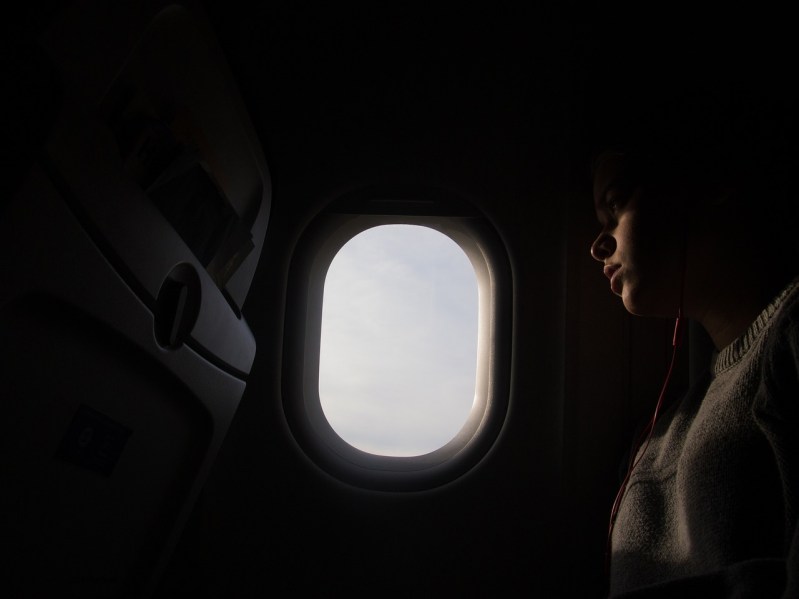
282 187 512 491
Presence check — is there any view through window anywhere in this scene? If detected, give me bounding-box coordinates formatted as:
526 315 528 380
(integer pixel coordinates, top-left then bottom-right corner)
319 224 479 456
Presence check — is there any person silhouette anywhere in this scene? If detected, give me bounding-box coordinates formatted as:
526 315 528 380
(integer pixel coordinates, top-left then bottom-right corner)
588 75 799 598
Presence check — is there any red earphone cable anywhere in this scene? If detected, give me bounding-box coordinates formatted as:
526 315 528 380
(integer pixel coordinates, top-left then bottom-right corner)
604 311 685 576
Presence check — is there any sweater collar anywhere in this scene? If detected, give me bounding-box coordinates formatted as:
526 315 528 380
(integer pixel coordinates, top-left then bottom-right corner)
713 276 799 374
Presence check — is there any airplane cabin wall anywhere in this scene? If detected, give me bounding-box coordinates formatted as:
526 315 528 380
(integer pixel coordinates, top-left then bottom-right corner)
156 3 685 598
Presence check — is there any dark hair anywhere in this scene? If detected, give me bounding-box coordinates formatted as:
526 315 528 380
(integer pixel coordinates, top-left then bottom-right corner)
591 73 799 202
587 71 799 260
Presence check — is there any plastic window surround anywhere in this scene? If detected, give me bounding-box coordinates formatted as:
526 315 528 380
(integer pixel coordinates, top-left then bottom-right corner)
282 189 512 491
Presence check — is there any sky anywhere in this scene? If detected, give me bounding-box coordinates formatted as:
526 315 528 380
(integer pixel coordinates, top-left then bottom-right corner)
319 224 478 457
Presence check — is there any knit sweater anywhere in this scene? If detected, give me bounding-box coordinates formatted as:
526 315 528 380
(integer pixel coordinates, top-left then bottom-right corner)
609 277 799 599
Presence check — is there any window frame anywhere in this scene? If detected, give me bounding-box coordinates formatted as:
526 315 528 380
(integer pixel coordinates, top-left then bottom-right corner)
282 188 512 491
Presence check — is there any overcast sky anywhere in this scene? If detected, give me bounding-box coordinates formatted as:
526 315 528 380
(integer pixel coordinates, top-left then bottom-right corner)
319 224 478 457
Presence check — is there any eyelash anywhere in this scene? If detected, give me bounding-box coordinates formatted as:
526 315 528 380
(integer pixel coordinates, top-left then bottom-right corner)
605 185 632 215
605 194 623 215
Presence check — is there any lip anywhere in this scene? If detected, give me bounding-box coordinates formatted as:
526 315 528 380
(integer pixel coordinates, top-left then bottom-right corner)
603 264 622 295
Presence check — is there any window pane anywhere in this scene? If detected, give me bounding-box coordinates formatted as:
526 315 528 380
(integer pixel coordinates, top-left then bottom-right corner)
319 225 478 457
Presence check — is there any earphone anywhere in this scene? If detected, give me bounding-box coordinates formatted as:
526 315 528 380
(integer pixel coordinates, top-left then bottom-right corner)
604 309 685 577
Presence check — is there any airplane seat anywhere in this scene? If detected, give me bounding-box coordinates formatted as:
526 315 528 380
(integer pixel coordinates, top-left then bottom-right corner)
0 2 270 597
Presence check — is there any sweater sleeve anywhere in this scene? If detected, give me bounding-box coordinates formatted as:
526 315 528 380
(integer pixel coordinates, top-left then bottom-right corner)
754 291 799 599
757 294 799 533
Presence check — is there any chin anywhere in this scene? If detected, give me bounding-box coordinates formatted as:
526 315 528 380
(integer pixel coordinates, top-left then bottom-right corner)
622 290 676 318
622 299 646 316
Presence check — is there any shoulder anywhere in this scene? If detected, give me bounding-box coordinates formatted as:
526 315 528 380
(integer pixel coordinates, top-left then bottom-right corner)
758 276 799 420
766 277 799 359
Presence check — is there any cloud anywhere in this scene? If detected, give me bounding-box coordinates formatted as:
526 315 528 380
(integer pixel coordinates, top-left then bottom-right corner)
319 224 478 456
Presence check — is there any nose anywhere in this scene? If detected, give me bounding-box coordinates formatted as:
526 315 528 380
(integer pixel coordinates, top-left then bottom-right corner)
590 231 615 262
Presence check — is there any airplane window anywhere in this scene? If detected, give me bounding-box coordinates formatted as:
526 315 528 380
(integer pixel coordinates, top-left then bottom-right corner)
319 224 478 457
283 193 511 491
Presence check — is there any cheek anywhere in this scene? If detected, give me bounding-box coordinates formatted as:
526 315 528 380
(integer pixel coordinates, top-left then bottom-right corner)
614 214 648 267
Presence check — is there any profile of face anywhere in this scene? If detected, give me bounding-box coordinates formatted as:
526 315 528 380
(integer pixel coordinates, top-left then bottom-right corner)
590 151 687 318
